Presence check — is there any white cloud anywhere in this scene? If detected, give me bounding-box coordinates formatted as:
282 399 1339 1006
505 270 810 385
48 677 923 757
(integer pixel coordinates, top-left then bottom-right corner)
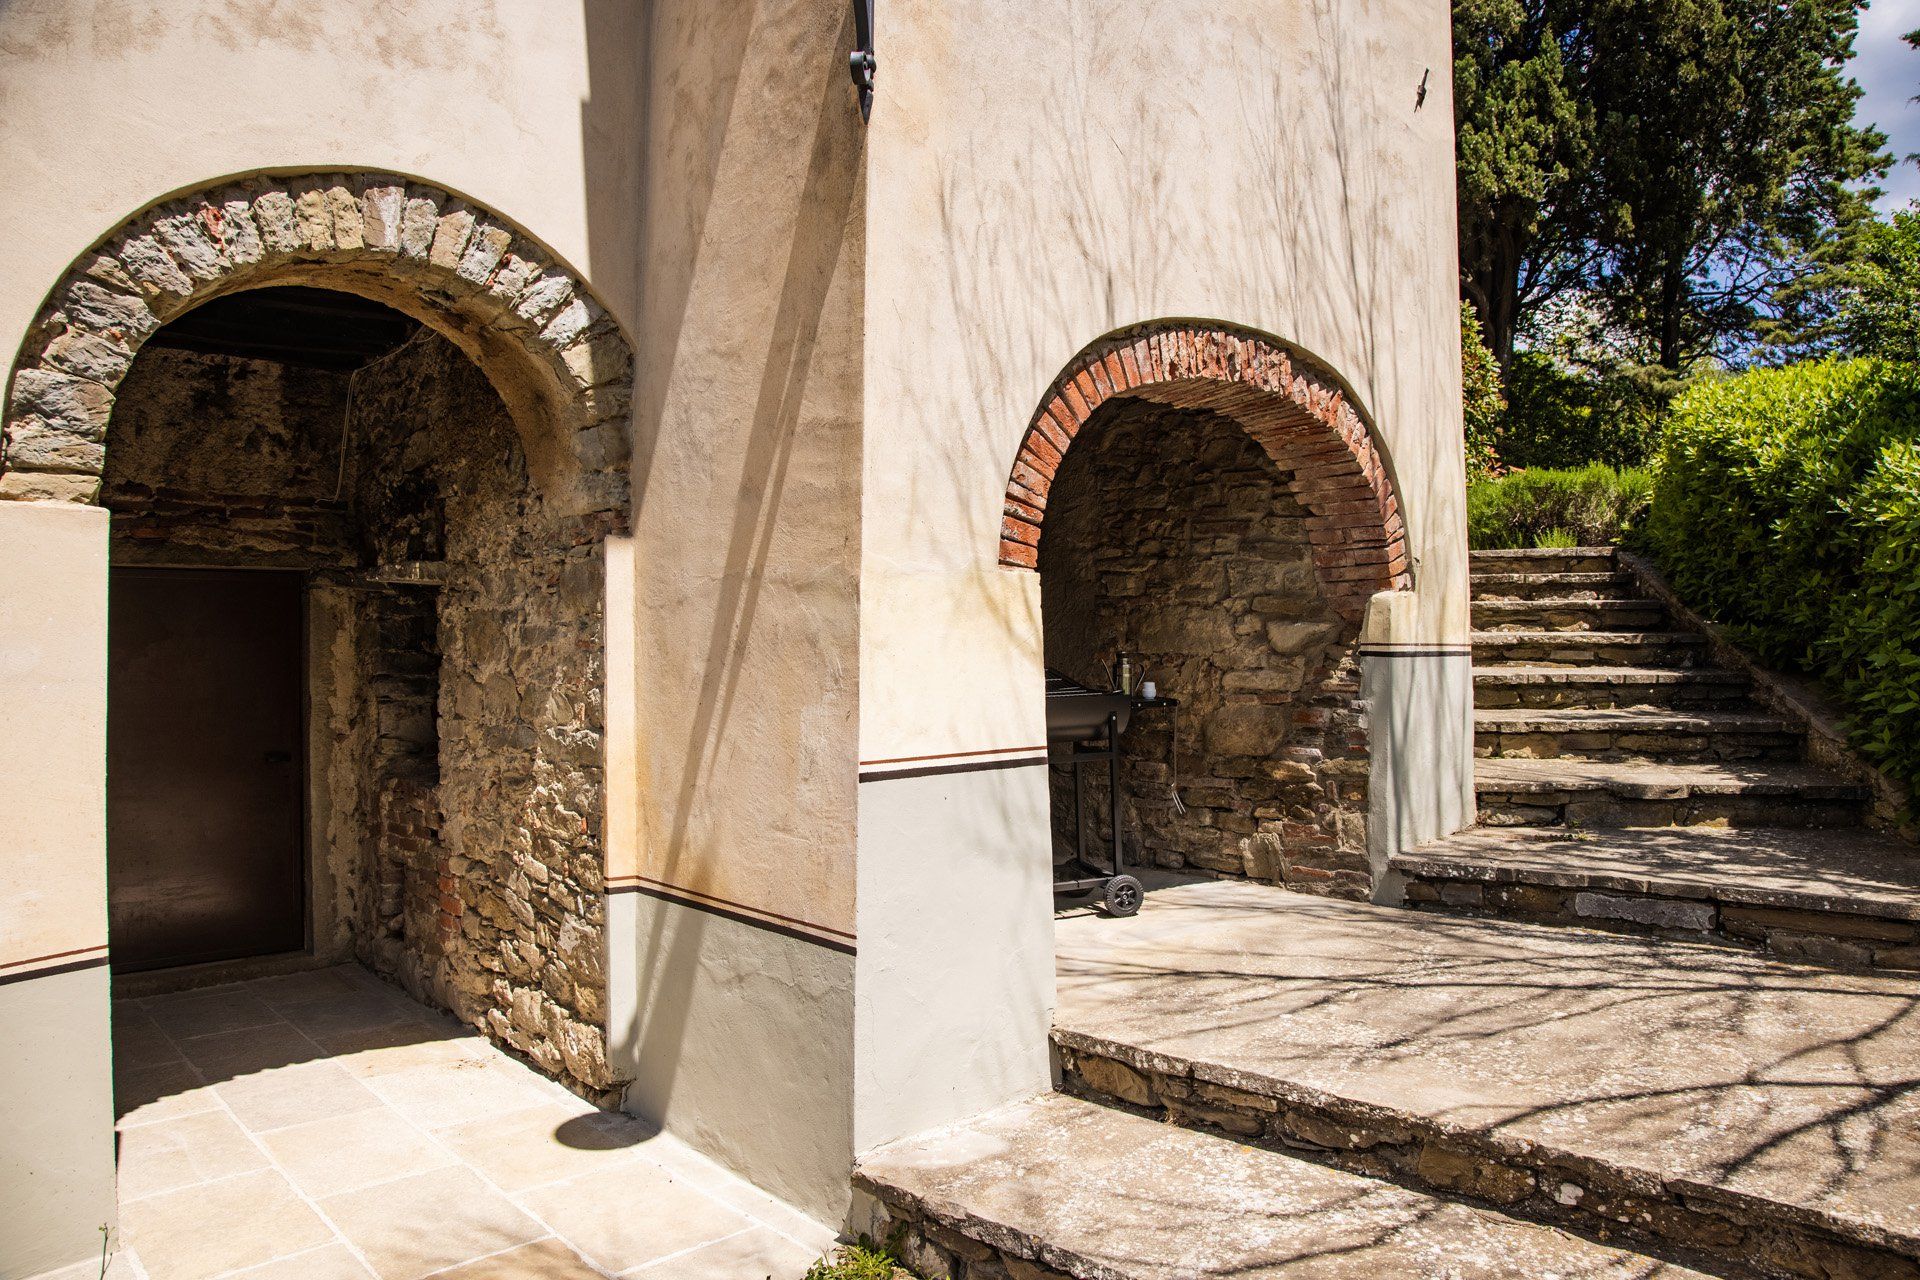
1854 0 1920 209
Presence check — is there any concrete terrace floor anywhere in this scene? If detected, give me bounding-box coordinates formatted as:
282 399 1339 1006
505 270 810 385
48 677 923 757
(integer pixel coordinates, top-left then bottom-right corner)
47 966 834 1280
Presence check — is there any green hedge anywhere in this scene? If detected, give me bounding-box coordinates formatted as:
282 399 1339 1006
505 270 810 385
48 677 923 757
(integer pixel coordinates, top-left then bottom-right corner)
1642 358 1920 792
1467 464 1652 550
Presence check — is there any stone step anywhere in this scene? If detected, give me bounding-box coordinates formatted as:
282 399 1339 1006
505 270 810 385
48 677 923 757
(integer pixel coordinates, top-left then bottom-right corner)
1052 881 1920 1280
1392 826 1920 970
1471 547 1619 576
1476 758 1868 829
1474 631 1709 668
1473 597 1669 633
1470 571 1640 601
1474 665 1753 711
1474 709 1803 764
856 1092 1717 1280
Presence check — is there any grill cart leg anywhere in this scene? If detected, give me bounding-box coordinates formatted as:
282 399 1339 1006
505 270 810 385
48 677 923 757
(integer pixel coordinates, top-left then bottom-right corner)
1100 711 1142 916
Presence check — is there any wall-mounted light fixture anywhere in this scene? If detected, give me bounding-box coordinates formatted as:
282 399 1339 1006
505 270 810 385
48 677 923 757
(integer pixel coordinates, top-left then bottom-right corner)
850 0 875 120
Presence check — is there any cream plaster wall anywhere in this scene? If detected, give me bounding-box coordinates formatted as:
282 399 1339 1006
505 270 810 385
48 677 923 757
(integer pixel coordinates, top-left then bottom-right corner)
854 0 1468 1158
0 503 112 1278
0 1 643 360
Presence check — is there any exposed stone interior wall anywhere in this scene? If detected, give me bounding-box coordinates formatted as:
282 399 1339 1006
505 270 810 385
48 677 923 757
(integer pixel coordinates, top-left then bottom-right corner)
346 331 618 1098
102 327 623 1100
1039 401 1371 898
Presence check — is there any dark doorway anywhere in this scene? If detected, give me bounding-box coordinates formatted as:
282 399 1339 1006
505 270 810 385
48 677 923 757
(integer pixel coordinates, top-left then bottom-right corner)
108 568 306 972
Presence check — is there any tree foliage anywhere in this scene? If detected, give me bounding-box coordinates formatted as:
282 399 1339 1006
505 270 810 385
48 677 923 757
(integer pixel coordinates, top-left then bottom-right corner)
1455 0 1887 372
1460 302 1506 479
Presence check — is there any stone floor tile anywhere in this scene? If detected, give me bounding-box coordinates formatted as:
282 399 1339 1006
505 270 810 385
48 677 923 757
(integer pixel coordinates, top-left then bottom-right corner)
121 1168 333 1279
216 1059 384 1134
116 1107 268 1202
260 1105 456 1199
111 1007 185 1072
224 1243 377 1279
625 1226 819 1280
141 987 285 1041
174 1019 327 1081
434 1101 650 1193
321 1166 544 1280
362 1054 558 1131
276 988 432 1042
328 1025 491 1076
516 1161 756 1274
431 1238 609 1279
113 1059 216 1124
245 967 377 1010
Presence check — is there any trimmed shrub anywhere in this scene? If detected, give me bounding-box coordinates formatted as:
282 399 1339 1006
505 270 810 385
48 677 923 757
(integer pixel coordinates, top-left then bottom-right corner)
1642 358 1920 791
1461 302 1505 480
1494 353 1674 470
1467 464 1653 550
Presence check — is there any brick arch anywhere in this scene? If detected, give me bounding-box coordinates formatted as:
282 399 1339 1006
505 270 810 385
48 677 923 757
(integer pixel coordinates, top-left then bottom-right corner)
0 171 633 516
1001 322 1409 620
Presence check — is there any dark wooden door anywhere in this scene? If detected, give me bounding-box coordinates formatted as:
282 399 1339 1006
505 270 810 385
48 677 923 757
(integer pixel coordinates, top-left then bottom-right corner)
109 568 306 973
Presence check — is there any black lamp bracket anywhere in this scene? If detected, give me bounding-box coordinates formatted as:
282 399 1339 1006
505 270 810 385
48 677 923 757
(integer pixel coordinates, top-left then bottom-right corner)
850 0 875 120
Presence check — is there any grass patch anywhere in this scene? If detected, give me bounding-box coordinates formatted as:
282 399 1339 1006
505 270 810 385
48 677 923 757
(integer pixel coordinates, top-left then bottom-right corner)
1466 464 1653 550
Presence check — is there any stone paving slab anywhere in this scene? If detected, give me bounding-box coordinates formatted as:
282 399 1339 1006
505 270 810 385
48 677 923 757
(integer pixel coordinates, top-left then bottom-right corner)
1397 826 1920 921
1053 882 1920 1257
1473 709 1797 734
1476 757 1865 799
76 965 834 1280
857 1093 1711 1278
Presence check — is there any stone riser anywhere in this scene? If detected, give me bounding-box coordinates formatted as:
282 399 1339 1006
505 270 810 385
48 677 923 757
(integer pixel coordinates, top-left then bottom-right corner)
1473 601 1669 632
1474 638 1708 668
1477 792 1865 830
1470 575 1638 602
1053 1043 1916 1280
1474 681 1751 711
1401 878 1920 972
1470 551 1619 576
1475 730 1803 764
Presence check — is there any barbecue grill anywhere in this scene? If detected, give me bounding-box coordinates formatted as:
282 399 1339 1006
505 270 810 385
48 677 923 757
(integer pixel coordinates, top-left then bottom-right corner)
1046 669 1145 917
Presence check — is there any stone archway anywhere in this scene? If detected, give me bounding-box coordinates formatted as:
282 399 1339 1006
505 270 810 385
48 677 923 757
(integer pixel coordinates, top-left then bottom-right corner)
1000 322 1407 621
0 171 639 1102
1 171 633 516
1021 322 1407 898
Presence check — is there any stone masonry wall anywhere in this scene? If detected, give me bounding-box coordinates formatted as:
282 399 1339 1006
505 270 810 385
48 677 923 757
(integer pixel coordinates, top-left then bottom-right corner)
347 330 621 1099
100 330 623 1101
103 347 354 566
1039 401 1371 898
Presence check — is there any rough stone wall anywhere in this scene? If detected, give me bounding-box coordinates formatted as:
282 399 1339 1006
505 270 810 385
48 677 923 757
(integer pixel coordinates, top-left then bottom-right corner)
346 330 621 1099
103 348 354 566
100 331 624 1101
1040 401 1371 898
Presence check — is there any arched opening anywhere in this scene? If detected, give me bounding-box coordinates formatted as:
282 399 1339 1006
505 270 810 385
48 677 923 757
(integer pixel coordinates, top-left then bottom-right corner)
100 283 627 1099
0 174 638 1120
1017 322 1405 902
1040 399 1371 895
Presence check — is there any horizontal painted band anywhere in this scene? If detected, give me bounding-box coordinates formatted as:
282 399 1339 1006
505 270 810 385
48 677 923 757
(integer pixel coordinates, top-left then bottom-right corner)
859 754 1049 783
859 744 1048 767
607 877 856 955
0 944 109 987
1357 645 1472 658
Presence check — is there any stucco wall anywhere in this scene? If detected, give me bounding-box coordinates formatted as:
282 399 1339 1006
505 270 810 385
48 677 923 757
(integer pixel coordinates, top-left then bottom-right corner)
855 0 1468 1157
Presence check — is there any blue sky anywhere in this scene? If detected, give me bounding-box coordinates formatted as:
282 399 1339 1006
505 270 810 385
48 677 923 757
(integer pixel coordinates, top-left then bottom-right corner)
1855 0 1920 209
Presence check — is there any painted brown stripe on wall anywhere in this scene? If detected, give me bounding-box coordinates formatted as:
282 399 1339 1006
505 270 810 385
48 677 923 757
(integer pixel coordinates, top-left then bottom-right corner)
606 877 856 954
859 754 1049 783
859 744 1048 767
0 944 109 986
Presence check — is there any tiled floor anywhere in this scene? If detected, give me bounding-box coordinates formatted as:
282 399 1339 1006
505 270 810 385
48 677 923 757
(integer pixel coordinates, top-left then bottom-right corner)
43 965 834 1280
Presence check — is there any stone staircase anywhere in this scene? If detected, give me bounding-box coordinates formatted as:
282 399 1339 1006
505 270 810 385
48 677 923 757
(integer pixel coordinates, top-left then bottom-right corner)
854 546 1920 1280
1410 546 1920 967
